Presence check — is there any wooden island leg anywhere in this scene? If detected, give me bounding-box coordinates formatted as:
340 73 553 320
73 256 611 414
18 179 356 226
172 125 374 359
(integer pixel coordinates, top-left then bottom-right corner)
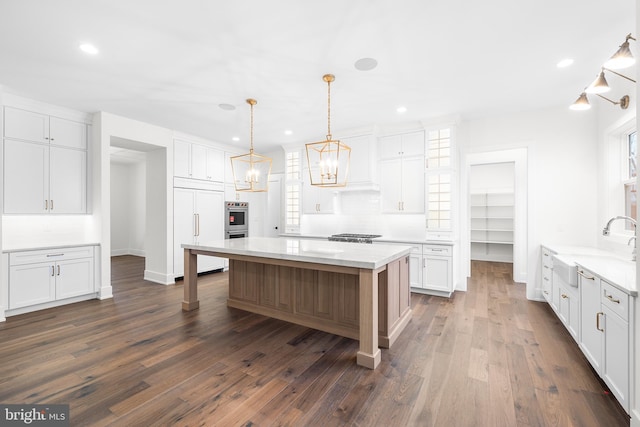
182 248 199 311
357 267 382 369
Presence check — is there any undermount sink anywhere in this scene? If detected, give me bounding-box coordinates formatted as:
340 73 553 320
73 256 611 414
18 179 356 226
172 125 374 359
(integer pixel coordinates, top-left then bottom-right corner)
552 255 578 287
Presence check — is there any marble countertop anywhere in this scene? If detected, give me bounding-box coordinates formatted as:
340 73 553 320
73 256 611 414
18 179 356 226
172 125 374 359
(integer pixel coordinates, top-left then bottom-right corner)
183 236 413 270
543 244 637 296
279 233 454 246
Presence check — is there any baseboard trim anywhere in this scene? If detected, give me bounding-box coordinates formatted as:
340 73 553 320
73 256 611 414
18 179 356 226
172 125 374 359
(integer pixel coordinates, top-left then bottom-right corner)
99 286 113 299
144 270 175 285
631 408 640 427
111 249 146 257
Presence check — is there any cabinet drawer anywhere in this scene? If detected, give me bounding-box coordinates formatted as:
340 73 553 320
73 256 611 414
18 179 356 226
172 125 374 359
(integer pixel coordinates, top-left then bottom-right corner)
601 281 629 322
10 246 94 266
423 245 451 256
541 247 554 268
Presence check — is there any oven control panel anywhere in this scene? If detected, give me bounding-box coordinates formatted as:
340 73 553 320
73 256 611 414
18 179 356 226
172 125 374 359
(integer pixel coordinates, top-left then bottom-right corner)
226 202 248 208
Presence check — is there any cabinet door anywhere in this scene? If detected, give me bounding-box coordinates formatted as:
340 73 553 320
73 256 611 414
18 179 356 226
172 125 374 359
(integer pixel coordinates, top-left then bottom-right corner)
9 263 55 309
206 148 225 182
49 147 87 213
379 134 402 159
302 176 335 214
55 258 94 299
173 188 196 277
400 131 425 157
401 157 425 213
409 252 423 288
602 306 629 411
49 117 87 149
3 139 49 213
174 140 191 178
578 270 602 372
379 158 402 212
4 107 49 143
423 255 451 293
195 190 225 272
191 144 208 180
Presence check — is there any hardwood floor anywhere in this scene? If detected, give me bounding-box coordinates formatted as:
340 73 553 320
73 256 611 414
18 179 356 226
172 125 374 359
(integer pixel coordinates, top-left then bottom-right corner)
0 256 630 426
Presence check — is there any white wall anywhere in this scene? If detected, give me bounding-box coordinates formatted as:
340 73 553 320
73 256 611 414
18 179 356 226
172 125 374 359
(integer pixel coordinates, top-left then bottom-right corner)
459 106 599 299
110 161 146 256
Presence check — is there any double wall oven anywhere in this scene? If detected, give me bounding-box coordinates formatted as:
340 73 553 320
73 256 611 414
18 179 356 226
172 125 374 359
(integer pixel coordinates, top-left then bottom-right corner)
225 201 249 239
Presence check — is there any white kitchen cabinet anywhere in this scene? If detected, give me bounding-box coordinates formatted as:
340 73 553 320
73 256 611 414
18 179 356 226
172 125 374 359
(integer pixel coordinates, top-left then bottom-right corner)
408 244 422 288
302 168 336 214
174 139 224 182
379 131 425 214
8 246 95 310
578 267 603 373
4 107 87 150
422 245 453 296
3 140 86 214
173 188 225 278
3 107 88 214
541 247 554 304
578 267 632 412
555 271 579 341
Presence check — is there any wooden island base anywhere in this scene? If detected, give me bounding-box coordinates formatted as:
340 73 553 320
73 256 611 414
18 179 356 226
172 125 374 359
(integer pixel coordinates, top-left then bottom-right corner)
226 256 412 350
182 246 412 369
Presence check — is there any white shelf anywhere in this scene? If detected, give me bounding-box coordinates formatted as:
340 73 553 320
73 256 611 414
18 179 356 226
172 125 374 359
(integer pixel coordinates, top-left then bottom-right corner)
470 191 514 262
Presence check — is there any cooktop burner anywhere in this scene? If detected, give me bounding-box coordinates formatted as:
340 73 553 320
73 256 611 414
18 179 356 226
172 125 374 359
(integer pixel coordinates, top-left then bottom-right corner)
328 233 382 243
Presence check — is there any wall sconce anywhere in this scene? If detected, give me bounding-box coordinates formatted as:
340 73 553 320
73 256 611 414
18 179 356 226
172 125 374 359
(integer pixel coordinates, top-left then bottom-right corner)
603 33 636 70
570 92 630 111
570 33 635 111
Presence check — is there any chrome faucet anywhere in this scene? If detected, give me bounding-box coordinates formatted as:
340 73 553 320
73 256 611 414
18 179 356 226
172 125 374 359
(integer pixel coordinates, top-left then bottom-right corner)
603 215 637 261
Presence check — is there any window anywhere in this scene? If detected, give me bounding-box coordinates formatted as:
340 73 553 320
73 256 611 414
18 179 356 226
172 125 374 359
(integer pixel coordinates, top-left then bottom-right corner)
285 151 301 232
624 131 637 229
426 127 453 230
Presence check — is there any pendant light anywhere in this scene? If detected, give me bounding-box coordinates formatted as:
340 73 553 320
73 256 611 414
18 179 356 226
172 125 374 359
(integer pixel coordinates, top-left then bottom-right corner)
305 74 351 187
230 99 272 192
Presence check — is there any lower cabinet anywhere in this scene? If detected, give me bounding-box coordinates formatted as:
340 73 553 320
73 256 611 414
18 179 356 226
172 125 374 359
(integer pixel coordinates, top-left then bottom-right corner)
578 266 631 413
411 244 453 297
8 246 95 311
554 271 579 341
541 247 554 304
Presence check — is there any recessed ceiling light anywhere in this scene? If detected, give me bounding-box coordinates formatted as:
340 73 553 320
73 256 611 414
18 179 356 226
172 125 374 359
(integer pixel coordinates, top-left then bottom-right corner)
557 58 574 68
396 106 407 114
354 57 378 71
219 103 236 111
232 136 240 142
284 130 293 135
79 43 99 55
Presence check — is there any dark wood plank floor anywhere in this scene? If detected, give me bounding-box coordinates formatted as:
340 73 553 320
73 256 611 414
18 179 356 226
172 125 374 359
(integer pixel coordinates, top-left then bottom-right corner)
0 256 630 426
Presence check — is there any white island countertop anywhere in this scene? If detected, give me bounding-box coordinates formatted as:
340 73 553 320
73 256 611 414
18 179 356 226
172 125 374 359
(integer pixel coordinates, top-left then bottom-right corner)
183 236 413 270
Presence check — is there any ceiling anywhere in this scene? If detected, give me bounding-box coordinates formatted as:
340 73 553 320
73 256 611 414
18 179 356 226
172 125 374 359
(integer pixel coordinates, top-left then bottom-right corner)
0 0 636 153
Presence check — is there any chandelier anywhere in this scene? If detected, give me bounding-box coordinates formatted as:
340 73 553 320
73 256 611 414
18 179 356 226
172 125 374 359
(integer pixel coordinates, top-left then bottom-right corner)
305 74 351 187
230 99 272 192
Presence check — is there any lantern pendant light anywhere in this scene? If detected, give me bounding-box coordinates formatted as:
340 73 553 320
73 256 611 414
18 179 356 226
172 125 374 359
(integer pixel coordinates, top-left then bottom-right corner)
305 74 351 187
230 99 272 192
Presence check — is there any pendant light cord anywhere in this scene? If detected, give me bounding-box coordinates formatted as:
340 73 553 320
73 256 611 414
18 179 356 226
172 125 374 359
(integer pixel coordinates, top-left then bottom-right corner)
326 77 332 141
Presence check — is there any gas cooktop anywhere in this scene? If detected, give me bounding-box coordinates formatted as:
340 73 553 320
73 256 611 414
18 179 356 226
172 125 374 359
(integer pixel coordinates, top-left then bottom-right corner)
328 233 382 243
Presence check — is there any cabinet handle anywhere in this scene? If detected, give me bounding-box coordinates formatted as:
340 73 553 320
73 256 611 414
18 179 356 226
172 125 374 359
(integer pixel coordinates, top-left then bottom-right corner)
543 277 549 282
196 214 200 236
51 266 55 277
50 199 53 210
543 265 549 269
45 199 48 211
57 265 60 276
543 290 549 295
605 293 620 304
561 294 568 299
596 312 604 332
46 253 64 257
423 258 426 268
543 252 549 257
193 214 197 237
50 138 54 141
577 270 595 280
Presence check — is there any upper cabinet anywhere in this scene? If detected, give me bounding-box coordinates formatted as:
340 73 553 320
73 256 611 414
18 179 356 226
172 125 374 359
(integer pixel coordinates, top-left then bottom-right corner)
4 107 87 150
174 139 224 182
3 107 88 214
379 131 425 213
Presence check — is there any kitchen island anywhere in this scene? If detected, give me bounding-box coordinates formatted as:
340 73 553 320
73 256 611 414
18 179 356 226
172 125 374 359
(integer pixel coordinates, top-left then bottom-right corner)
182 237 412 369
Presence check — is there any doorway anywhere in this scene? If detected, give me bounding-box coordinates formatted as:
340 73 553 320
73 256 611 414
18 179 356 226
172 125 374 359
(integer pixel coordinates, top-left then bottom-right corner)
464 148 528 288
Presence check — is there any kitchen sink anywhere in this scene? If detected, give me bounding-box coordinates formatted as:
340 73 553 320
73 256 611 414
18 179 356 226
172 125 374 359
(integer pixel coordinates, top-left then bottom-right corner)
552 254 578 287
